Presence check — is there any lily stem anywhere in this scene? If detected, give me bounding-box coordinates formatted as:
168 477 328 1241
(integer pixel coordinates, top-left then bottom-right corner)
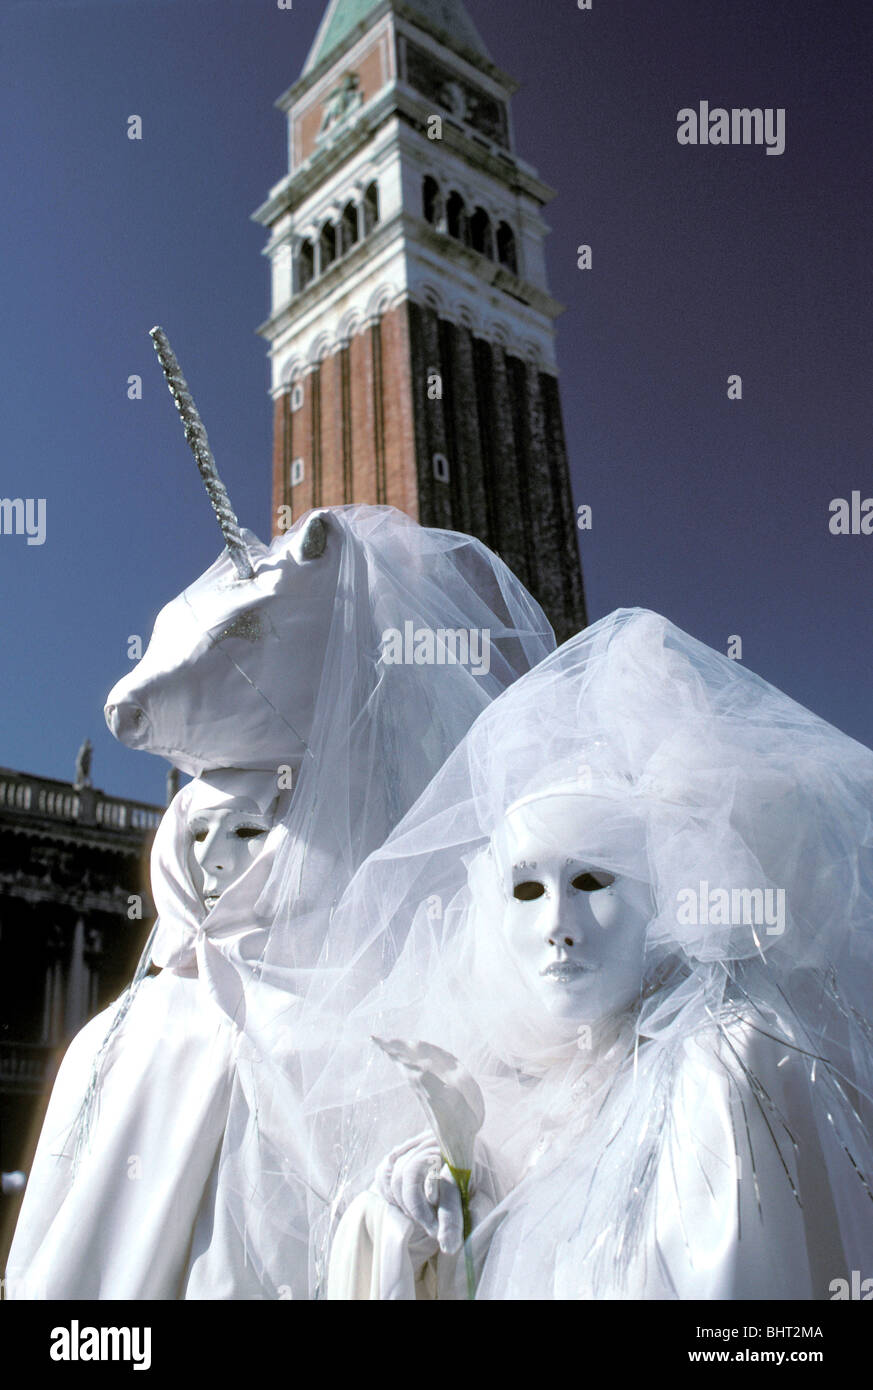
448 1164 476 1300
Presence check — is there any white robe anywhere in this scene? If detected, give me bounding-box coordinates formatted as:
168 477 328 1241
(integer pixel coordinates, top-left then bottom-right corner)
6 788 300 1300
7 973 236 1299
327 1015 850 1300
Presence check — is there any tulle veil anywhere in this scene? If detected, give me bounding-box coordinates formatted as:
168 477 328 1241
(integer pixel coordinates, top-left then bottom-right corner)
299 608 873 1298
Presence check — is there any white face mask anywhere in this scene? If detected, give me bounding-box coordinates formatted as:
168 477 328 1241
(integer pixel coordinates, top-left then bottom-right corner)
187 801 273 913
498 795 652 1027
184 770 279 913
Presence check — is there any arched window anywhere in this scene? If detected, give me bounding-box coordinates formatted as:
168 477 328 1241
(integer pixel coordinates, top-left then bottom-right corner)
363 182 380 235
496 221 518 274
470 206 494 258
319 222 337 273
341 201 360 255
446 191 469 245
423 175 441 225
297 239 315 293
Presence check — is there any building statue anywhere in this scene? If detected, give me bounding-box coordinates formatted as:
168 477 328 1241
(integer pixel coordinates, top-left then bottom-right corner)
73 739 92 790
166 766 180 806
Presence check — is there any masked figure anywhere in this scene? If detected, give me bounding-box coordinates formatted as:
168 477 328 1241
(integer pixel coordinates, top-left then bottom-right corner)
302 609 873 1300
7 771 284 1298
7 504 553 1299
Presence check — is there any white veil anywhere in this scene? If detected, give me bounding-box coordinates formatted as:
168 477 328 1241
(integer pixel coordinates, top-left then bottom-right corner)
101 504 555 1295
301 608 873 1298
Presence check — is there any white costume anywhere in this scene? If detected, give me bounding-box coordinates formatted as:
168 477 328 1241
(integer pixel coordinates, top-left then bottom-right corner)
6 773 286 1299
302 609 873 1299
7 505 554 1299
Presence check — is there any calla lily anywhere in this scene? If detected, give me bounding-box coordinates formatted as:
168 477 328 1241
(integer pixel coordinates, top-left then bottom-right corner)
372 1037 486 1298
373 1037 485 1171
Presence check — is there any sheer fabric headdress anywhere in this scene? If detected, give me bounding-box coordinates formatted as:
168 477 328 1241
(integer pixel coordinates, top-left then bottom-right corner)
300 608 873 1296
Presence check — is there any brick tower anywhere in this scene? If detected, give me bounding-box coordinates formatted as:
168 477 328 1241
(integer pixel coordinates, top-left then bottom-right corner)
253 0 587 639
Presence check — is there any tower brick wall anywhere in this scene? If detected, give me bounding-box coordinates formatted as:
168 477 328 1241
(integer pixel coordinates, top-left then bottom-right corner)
348 328 379 504
273 296 585 640
379 304 419 520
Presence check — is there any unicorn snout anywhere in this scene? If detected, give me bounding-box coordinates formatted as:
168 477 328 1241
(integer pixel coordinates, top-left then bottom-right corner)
104 699 151 746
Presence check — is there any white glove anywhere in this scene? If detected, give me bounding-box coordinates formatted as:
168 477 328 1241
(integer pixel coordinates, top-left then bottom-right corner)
374 1133 468 1256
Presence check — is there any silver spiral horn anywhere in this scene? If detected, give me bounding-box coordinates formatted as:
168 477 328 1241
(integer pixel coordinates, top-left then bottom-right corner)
149 326 254 580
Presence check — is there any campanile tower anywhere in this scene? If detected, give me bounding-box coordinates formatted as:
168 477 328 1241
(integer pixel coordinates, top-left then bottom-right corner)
254 0 587 639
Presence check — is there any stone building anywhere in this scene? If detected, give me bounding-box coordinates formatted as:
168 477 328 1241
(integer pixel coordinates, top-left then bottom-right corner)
255 0 587 640
0 761 162 1268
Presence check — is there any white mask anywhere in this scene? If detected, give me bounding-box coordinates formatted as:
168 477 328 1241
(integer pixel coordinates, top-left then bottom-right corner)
497 794 652 1027
185 769 279 913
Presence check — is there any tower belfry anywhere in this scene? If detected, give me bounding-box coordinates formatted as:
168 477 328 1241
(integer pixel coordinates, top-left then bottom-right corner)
254 0 587 638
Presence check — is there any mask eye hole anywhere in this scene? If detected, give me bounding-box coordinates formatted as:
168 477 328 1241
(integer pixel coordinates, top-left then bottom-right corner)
192 829 208 844
513 880 545 901
572 871 614 892
235 826 266 840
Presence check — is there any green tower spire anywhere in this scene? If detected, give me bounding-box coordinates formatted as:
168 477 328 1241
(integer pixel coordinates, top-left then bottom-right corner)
305 0 493 74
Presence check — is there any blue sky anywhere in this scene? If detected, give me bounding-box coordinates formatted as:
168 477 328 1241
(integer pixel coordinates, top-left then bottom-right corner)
0 0 870 806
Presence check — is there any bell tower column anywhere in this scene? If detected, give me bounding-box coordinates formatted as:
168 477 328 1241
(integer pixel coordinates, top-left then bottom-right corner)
254 0 588 639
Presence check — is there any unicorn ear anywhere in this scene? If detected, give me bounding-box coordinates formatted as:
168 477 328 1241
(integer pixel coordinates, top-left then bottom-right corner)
300 512 328 560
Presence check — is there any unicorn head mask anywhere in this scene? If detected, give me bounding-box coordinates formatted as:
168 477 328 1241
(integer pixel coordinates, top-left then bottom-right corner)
105 511 338 776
